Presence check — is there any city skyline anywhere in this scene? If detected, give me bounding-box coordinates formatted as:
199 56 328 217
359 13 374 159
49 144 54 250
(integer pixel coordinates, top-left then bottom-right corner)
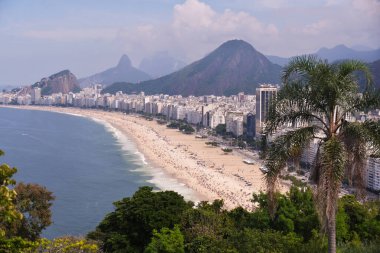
1 0 379 87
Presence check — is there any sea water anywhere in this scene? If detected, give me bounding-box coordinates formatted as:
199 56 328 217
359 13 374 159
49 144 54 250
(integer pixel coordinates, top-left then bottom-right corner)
0 107 196 239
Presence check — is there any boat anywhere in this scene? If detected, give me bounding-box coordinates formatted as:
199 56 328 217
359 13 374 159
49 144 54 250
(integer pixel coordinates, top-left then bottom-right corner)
259 166 269 173
243 159 255 165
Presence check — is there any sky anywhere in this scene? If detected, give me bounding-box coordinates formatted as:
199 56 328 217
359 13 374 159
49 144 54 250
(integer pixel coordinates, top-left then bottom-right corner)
0 0 379 87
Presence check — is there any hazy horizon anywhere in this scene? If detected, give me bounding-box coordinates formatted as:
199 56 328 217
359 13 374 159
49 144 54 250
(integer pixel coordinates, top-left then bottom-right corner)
1 0 379 87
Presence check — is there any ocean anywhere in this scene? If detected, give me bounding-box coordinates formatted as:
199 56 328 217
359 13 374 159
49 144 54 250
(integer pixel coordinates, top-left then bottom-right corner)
0 107 195 239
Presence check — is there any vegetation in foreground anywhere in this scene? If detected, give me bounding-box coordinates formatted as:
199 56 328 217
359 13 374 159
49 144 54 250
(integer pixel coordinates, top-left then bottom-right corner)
1 148 380 252
264 56 380 253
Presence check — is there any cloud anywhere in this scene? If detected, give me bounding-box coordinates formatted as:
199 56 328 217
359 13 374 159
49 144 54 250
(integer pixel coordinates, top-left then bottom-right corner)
22 28 118 41
168 0 279 60
11 0 380 62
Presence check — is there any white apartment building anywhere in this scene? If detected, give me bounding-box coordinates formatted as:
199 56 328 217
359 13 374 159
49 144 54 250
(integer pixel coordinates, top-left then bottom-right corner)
226 111 244 137
366 157 380 191
186 108 202 125
31 87 41 104
173 105 186 120
204 109 225 128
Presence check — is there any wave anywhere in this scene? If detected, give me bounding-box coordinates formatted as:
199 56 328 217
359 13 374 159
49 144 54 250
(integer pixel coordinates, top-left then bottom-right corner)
89 116 201 203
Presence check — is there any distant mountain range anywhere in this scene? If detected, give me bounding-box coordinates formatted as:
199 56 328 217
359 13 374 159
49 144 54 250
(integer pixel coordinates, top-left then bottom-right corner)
267 44 380 66
23 41 378 97
139 52 186 78
79 55 151 87
103 40 282 96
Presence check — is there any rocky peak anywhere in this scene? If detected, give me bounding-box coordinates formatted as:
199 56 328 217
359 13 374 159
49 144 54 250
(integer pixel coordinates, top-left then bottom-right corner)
117 54 132 69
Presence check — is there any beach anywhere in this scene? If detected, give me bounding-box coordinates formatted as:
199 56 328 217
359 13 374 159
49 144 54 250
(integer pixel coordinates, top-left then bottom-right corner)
2 105 288 210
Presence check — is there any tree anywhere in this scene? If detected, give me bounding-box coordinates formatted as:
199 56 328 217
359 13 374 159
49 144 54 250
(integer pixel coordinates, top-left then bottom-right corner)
38 236 100 253
215 124 226 135
88 186 192 252
180 200 237 253
144 225 185 253
7 183 55 240
0 150 22 237
264 56 380 253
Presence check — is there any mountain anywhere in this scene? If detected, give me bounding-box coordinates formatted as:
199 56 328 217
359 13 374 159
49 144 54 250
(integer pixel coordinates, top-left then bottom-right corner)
79 55 151 87
31 70 80 95
0 84 17 92
369 59 380 90
139 52 186 78
316 44 380 63
103 40 282 96
266 55 290 67
266 45 380 66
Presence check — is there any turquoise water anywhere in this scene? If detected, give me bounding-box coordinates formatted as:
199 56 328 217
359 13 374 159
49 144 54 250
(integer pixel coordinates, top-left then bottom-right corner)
0 107 154 239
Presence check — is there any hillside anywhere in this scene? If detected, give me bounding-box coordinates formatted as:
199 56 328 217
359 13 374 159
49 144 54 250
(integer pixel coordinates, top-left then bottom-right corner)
103 40 281 96
139 51 186 78
268 45 380 66
316 45 380 63
31 70 80 95
370 59 380 89
79 55 151 87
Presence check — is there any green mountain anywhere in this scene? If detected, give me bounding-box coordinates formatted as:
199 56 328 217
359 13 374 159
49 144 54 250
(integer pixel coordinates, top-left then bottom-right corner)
103 40 282 96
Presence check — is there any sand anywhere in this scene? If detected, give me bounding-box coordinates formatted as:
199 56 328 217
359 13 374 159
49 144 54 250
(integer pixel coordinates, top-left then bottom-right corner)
1 105 288 210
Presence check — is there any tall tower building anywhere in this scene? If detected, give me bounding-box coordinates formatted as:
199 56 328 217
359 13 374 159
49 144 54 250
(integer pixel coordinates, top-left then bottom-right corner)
31 87 41 105
255 84 277 136
246 113 255 139
366 157 380 191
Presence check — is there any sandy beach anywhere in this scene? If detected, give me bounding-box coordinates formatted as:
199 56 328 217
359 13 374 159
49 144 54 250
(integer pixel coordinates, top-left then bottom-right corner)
2 105 288 210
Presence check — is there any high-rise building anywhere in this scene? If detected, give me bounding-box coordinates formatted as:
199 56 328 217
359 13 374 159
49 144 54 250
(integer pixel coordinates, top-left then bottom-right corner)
226 111 244 137
366 157 380 191
246 113 255 138
31 87 41 105
255 84 277 136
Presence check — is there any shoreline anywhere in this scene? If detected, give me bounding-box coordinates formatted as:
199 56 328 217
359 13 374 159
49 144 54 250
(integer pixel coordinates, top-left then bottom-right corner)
1 105 288 210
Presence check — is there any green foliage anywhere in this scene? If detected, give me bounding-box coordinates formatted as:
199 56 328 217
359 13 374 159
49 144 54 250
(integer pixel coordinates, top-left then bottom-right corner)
39 236 100 253
0 236 100 253
222 148 233 153
205 141 218 147
6 183 55 240
215 124 226 135
0 236 41 252
338 195 380 242
338 239 380 253
264 56 380 252
181 200 237 253
88 186 192 252
230 228 303 253
0 150 23 237
157 119 167 125
145 225 184 253
179 124 195 134
167 122 181 129
251 186 319 241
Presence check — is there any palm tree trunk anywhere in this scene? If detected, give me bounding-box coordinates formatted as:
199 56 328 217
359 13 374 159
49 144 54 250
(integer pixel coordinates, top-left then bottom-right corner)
327 208 337 253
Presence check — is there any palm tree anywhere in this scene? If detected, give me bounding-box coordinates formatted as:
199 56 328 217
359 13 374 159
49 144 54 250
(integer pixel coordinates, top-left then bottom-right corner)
264 56 380 253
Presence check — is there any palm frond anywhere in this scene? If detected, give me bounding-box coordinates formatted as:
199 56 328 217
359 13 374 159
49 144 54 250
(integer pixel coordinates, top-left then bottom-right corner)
282 55 319 83
337 60 372 90
265 127 315 216
266 80 329 134
361 120 380 156
339 121 368 195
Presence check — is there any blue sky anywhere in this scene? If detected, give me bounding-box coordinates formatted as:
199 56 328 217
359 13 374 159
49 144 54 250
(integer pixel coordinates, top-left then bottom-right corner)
1 0 379 87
